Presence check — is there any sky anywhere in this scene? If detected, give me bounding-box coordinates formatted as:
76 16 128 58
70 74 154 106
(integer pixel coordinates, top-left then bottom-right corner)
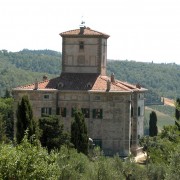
0 0 180 64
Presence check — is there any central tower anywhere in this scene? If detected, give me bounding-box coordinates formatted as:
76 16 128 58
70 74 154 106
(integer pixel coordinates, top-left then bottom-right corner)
60 26 109 75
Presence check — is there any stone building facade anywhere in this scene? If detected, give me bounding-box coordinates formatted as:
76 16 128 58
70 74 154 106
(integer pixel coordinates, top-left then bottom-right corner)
13 26 147 156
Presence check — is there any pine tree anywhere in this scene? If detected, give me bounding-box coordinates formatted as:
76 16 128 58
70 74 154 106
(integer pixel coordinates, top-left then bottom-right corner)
16 95 37 143
71 110 88 155
149 111 158 137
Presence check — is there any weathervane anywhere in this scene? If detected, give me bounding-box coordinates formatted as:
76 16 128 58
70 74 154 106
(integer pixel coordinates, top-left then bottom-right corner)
80 16 86 27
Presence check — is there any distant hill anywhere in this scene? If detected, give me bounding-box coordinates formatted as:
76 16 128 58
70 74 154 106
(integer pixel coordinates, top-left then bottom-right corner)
0 49 179 102
144 106 175 135
107 60 180 104
0 49 59 97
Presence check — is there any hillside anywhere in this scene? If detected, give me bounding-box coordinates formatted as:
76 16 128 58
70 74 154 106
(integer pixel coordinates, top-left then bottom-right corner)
144 106 175 135
0 49 179 102
0 49 58 97
107 60 180 103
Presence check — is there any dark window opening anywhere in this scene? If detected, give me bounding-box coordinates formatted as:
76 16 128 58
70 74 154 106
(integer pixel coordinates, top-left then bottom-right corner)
138 107 141 116
57 107 66 117
41 107 52 116
43 94 49 99
93 109 103 119
81 108 90 118
79 41 84 50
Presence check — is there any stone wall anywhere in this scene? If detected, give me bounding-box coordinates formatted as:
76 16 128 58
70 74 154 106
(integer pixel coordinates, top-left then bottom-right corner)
13 89 144 156
62 37 107 75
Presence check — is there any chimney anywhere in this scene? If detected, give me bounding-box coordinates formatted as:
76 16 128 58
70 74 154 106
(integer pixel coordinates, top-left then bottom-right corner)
34 79 38 90
80 26 85 34
107 79 111 91
43 75 48 81
136 83 141 89
111 73 115 83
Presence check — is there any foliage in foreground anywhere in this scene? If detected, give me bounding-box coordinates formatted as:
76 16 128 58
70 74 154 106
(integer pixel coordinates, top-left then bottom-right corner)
0 131 180 179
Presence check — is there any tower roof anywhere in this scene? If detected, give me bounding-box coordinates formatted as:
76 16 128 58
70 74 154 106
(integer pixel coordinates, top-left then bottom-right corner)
60 27 110 38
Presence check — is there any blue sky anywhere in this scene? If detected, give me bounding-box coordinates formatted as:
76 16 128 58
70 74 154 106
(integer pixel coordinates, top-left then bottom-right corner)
0 0 180 64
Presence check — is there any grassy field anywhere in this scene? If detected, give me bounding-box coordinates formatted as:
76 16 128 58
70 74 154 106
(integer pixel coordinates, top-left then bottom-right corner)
144 106 175 134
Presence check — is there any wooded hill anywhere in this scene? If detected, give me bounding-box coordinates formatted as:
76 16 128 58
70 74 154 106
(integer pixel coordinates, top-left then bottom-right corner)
0 49 179 104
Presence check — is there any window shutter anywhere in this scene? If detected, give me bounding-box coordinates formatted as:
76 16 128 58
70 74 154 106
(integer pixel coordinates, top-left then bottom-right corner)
100 109 103 119
49 108 52 115
93 109 96 118
41 108 44 115
56 107 60 115
64 108 67 117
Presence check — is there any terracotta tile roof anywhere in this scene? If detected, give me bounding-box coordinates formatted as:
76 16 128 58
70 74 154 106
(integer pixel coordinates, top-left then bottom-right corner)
60 27 110 38
14 73 147 93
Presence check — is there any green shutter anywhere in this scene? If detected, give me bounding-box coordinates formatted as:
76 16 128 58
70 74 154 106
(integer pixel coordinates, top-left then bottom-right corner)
64 108 66 117
93 109 96 118
100 109 103 119
41 108 44 115
49 108 52 115
56 107 60 115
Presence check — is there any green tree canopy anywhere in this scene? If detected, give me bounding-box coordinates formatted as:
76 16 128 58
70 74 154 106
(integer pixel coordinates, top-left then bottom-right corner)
39 115 70 152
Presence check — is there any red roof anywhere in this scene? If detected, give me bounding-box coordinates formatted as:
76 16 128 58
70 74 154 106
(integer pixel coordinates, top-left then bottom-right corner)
14 73 146 93
60 27 110 38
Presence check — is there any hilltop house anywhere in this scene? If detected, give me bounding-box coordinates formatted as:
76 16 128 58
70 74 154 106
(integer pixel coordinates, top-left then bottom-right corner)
13 25 147 156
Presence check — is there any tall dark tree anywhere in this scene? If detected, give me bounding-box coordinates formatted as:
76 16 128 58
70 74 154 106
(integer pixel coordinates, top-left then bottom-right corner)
175 98 180 130
0 113 7 142
39 115 69 152
4 89 11 98
71 110 88 155
0 97 14 140
16 95 36 143
149 111 158 137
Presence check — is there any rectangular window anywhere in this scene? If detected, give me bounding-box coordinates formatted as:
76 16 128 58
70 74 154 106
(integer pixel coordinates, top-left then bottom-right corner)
43 94 50 99
56 107 66 117
60 107 66 117
41 107 52 116
138 107 141 116
79 41 84 50
94 96 100 101
93 139 102 148
93 109 103 119
81 108 90 118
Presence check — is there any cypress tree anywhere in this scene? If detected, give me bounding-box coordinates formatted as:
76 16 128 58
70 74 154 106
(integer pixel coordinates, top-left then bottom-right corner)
71 110 88 155
175 98 180 130
16 95 36 143
175 98 180 120
149 111 158 137
0 114 7 142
